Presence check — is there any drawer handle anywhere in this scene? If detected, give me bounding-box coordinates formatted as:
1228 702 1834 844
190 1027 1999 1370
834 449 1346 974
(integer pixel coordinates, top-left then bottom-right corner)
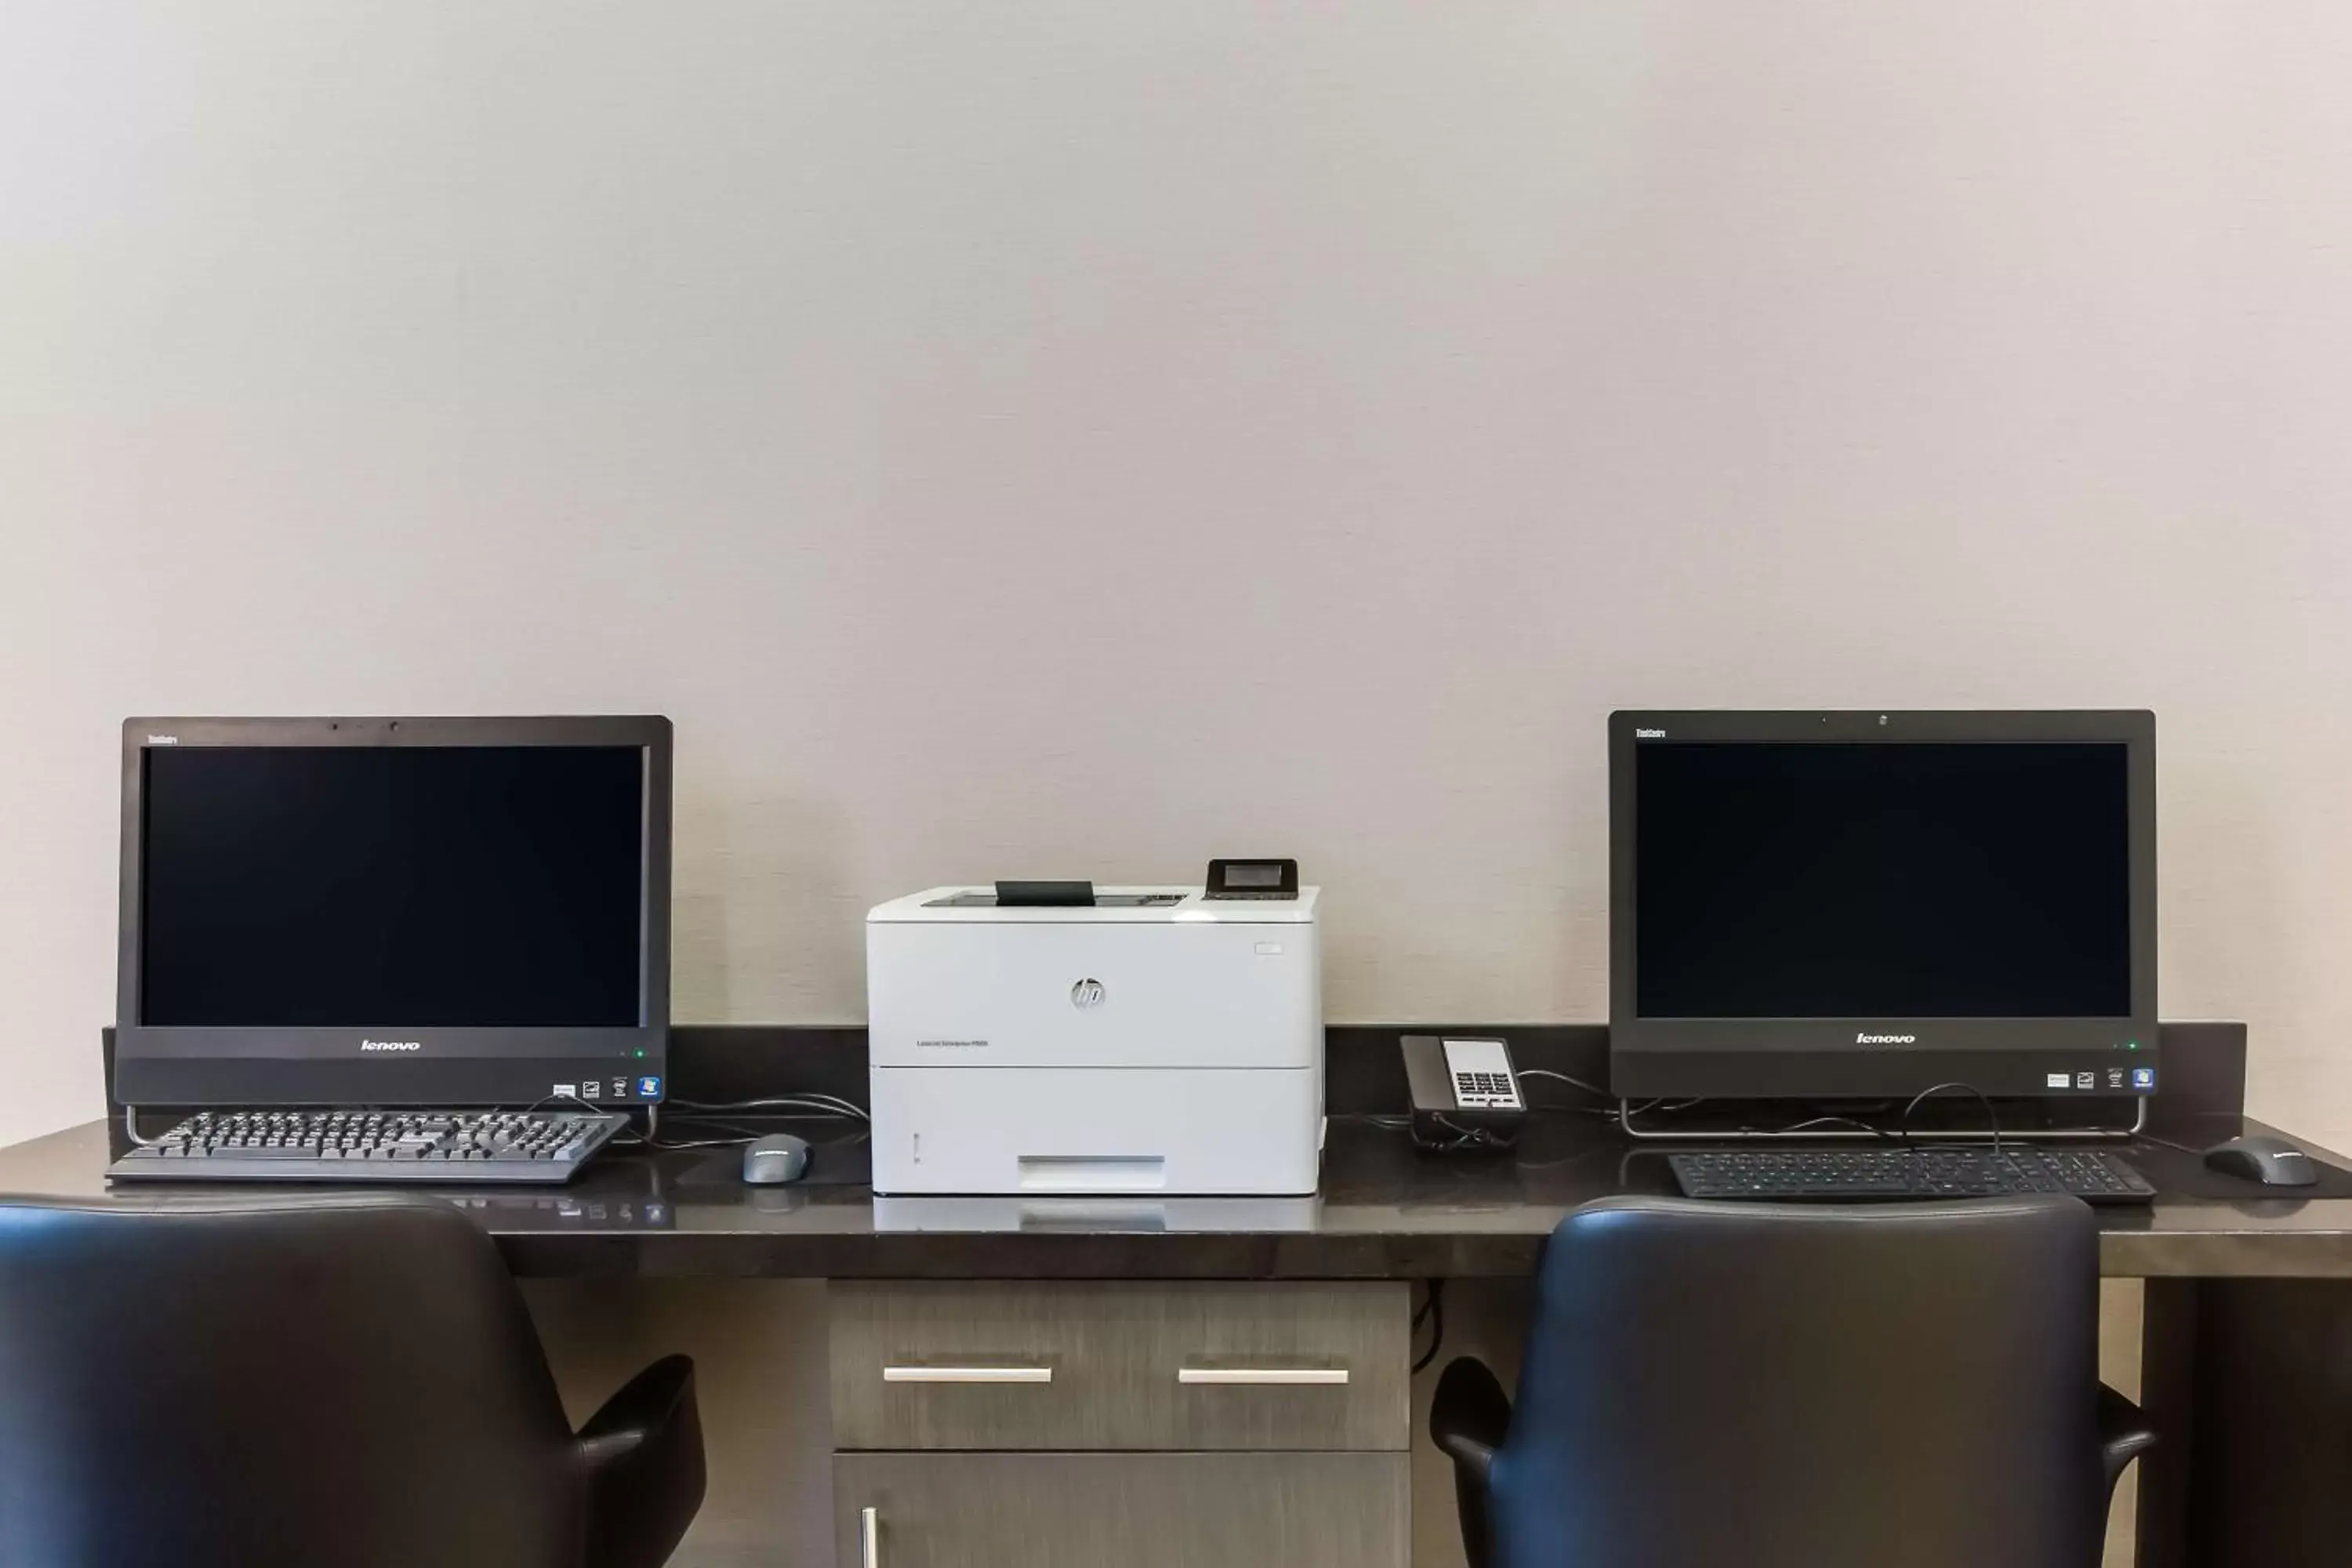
882 1365 1054 1385
861 1506 880 1568
1177 1367 1351 1386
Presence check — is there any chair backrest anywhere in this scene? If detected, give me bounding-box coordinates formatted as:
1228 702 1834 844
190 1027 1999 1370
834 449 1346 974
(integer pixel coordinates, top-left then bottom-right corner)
0 1196 585 1568
1491 1194 2104 1568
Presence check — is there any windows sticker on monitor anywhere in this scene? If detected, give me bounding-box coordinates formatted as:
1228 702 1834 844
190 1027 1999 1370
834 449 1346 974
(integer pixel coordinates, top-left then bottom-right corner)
1607 710 2157 1102
114 717 671 1107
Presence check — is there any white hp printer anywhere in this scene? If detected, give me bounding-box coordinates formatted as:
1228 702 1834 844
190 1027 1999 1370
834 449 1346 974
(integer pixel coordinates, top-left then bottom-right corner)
866 864 1322 1196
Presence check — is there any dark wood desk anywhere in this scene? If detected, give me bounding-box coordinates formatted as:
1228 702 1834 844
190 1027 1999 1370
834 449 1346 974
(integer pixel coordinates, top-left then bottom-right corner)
6 1112 2352 1283
25 1020 2348 1566
5 1112 2350 1566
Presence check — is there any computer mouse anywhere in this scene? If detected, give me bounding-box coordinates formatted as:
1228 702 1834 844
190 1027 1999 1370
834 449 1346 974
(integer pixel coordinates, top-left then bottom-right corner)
2203 1133 2319 1188
742 1132 811 1185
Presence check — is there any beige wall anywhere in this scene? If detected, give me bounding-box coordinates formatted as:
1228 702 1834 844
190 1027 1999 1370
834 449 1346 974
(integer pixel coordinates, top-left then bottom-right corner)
6 2 2352 1150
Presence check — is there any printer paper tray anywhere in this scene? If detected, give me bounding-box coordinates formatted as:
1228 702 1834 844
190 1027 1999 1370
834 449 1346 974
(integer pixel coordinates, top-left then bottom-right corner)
869 1065 1322 1196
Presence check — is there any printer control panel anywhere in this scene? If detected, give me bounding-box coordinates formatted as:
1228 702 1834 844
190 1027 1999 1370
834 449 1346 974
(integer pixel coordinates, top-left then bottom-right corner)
1203 858 1299 902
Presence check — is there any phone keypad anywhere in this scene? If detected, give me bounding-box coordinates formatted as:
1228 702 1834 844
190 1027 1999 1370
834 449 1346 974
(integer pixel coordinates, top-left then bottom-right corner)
1452 1069 1520 1109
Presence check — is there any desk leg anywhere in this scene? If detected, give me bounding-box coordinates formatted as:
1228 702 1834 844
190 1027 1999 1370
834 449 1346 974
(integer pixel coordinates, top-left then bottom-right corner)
2132 1279 2197 1568
2138 1277 2352 1566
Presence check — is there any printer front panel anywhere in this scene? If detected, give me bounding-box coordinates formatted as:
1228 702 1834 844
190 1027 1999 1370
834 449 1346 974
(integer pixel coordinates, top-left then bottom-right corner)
866 917 1320 1073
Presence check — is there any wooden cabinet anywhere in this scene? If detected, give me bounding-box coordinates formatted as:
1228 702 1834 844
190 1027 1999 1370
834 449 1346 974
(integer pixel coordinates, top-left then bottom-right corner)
829 1281 1408 1451
833 1452 1410 1568
826 1282 1411 1566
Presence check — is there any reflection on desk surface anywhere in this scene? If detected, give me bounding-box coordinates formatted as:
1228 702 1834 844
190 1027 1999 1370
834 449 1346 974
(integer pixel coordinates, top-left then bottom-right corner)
441 1189 674 1231
873 1195 1323 1234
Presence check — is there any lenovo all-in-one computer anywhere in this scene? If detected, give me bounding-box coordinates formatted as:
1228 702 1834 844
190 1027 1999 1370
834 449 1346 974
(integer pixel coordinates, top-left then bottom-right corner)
1610 710 2157 1104
114 715 671 1113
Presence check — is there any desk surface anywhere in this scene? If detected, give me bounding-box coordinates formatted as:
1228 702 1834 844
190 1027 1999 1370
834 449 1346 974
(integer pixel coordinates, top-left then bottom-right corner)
5 1114 2350 1280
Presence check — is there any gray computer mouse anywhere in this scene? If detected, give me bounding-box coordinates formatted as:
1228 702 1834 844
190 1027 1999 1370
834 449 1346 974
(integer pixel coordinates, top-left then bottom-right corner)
742 1132 811 1185
2203 1132 2319 1188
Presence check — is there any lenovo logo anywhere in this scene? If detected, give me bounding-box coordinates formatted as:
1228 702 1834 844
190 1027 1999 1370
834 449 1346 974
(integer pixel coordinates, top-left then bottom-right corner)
360 1039 422 1052
1855 1032 1918 1046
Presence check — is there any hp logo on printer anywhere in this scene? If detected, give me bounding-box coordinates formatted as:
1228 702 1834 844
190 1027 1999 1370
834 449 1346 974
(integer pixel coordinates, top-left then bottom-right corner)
1070 978 1107 1011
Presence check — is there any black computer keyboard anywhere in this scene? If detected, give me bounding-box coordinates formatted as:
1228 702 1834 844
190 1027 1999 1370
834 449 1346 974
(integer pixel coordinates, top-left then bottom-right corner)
1668 1146 2158 1205
107 1109 631 1185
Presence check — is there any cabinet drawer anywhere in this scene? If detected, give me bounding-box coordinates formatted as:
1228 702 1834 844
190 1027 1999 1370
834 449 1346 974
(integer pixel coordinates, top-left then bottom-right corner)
828 1281 1409 1451
834 1451 1409 1568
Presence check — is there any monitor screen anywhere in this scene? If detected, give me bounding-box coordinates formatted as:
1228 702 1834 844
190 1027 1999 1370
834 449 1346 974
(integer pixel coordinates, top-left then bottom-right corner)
139 746 647 1028
1635 741 2132 1020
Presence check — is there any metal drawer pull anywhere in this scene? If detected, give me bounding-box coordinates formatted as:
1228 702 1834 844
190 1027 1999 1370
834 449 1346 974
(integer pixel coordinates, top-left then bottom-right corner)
861 1506 880 1568
882 1365 1054 1384
1177 1367 1350 1386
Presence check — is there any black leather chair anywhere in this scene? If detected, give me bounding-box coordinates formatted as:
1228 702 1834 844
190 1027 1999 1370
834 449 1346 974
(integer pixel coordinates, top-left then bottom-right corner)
0 1196 706 1568
1432 1195 2155 1568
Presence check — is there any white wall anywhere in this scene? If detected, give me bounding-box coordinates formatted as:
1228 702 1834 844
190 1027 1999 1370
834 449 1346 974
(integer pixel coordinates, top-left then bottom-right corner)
5 2 2350 1152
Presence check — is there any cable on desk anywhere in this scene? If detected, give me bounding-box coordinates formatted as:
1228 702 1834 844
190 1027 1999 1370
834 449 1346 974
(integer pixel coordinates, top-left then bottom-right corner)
1516 1068 1611 1101
645 1104 879 1152
1519 1069 1668 1120
645 1115 784 1150
1418 1112 1519 1155
1410 1280 1446 1374
1613 1096 1713 1129
1773 1113 1898 1140
667 1094 869 1123
1897 1082 2004 1157
2132 1131 2207 1157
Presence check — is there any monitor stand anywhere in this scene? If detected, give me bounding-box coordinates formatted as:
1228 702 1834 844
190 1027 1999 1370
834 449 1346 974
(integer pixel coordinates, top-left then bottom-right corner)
1617 1094 2148 1142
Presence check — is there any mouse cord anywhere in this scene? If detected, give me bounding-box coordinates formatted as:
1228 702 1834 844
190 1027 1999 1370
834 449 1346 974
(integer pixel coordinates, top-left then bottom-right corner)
666 1094 869 1122
2132 1131 2205 1156
1896 1082 2004 1158
642 1108 858 1151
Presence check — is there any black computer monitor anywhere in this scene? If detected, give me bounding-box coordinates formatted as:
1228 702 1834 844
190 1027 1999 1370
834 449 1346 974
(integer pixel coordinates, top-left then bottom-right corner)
1608 710 2158 1102
114 716 671 1108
